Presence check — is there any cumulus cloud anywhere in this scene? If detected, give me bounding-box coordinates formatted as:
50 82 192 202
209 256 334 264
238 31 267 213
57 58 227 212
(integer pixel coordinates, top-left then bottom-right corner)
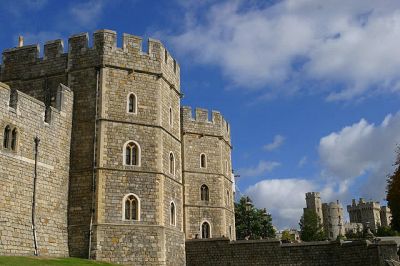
238 160 281 177
170 0 400 100
319 112 400 200
263 135 285 151
246 178 316 229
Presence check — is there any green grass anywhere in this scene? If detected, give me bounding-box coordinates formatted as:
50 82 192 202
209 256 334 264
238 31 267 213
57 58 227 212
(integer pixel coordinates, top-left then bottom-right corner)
0 256 118 266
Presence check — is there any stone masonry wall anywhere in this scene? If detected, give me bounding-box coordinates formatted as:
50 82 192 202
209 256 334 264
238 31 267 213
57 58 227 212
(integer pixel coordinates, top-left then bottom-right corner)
186 238 399 266
0 82 73 256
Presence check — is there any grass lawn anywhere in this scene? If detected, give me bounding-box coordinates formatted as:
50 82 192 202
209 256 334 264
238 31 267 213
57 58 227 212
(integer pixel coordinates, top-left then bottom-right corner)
0 256 118 266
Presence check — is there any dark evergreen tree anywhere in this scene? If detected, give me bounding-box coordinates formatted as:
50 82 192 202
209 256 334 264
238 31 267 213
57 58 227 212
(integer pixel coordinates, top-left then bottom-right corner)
387 151 400 231
235 196 276 240
299 209 326 241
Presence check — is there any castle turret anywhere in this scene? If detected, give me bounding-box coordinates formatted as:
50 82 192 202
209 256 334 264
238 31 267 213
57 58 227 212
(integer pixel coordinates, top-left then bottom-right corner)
304 192 323 225
181 107 235 240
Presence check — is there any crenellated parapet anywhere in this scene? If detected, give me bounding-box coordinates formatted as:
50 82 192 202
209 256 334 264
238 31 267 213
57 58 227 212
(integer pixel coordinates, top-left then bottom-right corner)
1 29 180 90
0 81 73 125
181 106 231 145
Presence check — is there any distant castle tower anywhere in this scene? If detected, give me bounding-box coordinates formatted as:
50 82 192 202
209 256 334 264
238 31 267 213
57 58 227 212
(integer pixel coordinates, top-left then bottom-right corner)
347 198 391 232
305 192 323 224
304 192 345 240
322 201 345 240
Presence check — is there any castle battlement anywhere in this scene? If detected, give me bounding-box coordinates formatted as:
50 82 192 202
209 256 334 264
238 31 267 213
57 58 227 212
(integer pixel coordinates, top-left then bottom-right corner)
181 106 231 143
0 82 72 125
2 30 180 90
347 198 381 211
305 192 320 199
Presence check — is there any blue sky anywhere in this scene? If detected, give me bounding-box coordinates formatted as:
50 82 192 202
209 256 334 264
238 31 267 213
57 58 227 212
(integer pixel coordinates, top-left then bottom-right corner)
2 0 400 229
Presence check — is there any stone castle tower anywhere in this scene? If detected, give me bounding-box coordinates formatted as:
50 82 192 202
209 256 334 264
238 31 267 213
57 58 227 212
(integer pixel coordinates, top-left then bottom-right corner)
304 192 323 224
304 192 345 240
0 30 235 265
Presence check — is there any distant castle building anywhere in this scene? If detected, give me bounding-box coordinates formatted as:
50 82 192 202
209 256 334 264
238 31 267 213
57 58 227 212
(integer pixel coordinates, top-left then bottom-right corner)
0 30 235 265
304 192 345 240
347 198 392 232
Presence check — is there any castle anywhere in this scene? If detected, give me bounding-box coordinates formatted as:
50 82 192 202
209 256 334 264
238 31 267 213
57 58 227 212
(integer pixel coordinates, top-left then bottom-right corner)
304 192 345 240
0 30 235 265
347 198 392 232
304 192 393 240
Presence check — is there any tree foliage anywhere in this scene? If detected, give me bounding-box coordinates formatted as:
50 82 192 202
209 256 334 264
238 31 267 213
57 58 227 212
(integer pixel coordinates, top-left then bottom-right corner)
299 209 326 241
235 196 276 240
281 230 295 243
387 148 400 231
376 226 399 237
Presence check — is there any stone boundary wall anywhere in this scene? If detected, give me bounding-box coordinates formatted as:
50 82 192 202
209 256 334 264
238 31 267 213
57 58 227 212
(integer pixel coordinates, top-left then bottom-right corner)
186 238 399 266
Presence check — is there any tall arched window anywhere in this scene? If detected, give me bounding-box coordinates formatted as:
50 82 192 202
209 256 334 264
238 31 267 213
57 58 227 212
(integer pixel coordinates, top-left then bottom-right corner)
170 201 176 226
201 221 211 239
169 152 175 175
11 128 17 151
201 184 209 201
124 141 140 166
3 126 10 149
123 194 140 221
127 93 137 114
200 154 206 168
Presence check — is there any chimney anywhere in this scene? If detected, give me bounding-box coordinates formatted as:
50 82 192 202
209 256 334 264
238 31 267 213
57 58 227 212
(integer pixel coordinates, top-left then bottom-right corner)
18 36 24 47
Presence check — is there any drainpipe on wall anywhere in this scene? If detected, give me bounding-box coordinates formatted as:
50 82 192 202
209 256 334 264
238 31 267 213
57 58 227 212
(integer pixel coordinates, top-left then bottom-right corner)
88 67 101 259
32 136 40 256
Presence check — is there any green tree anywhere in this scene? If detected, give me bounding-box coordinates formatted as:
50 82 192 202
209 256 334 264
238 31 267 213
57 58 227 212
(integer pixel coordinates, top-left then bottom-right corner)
299 209 326 241
376 226 399 237
387 149 400 231
235 196 276 240
281 230 295 243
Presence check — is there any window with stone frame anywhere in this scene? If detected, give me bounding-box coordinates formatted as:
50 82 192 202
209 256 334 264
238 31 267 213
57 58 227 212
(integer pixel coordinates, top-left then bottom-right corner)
127 93 137 114
201 184 209 201
200 153 207 168
124 194 139 220
201 221 211 238
3 125 10 149
169 152 175 175
125 141 139 166
170 201 176 226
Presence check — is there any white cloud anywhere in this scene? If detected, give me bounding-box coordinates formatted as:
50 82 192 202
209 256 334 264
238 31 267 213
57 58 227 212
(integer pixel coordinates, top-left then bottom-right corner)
245 178 316 229
319 112 400 200
170 0 400 100
238 160 281 177
263 134 285 151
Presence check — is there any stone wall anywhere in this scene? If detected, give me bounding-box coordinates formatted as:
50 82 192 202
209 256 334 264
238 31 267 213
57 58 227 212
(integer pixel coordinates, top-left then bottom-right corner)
186 238 399 266
0 82 73 256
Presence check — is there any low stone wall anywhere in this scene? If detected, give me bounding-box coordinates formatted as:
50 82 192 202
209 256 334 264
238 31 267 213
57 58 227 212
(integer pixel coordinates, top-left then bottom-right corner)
186 238 399 266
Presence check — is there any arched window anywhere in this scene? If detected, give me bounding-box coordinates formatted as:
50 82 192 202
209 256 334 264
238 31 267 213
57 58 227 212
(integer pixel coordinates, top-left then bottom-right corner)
169 152 175 175
200 154 206 168
170 201 176 226
123 194 140 221
169 107 173 126
201 184 209 201
11 128 17 151
3 126 10 149
127 93 137 114
124 141 140 166
201 221 211 239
